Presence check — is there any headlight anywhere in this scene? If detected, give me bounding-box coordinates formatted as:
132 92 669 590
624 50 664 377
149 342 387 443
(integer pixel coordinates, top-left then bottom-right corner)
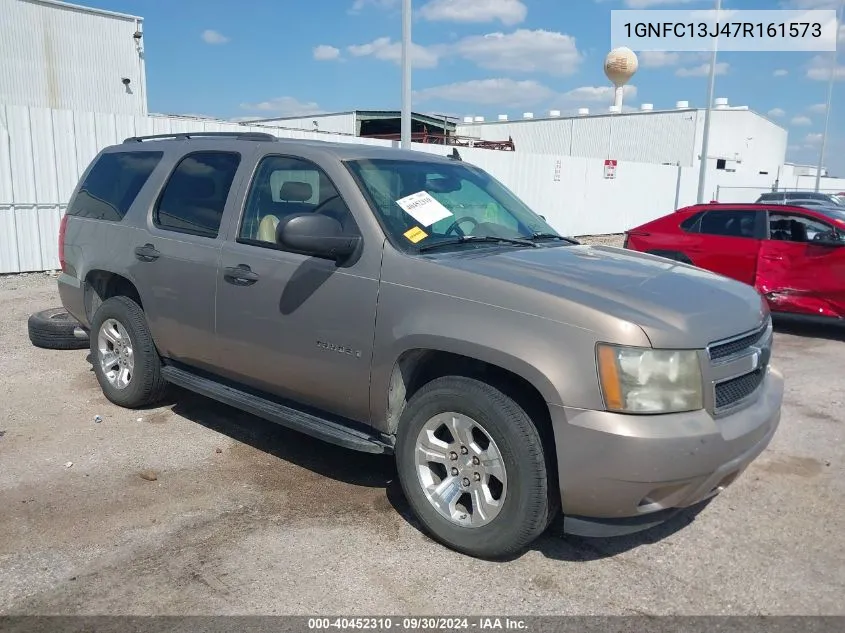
596 344 703 414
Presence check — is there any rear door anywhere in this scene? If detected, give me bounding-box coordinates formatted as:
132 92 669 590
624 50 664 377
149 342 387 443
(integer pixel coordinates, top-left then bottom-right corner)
683 209 764 285
756 210 845 318
128 149 247 372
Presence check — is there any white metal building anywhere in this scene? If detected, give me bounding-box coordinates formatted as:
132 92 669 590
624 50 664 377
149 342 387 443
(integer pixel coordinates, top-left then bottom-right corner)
0 0 147 115
455 101 788 177
246 110 458 140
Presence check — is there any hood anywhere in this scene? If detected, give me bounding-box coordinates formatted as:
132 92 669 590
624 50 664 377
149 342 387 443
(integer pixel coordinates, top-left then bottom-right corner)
430 244 767 349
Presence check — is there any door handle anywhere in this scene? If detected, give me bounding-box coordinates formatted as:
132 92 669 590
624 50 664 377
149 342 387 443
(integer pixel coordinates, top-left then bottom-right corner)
134 243 160 262
224 264 260 286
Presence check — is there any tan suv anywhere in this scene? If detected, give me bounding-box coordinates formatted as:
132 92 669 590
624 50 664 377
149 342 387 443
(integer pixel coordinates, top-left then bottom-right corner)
57 132 783 558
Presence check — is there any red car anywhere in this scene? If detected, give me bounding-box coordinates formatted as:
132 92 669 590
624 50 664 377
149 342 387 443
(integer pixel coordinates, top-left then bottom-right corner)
624 203 845 320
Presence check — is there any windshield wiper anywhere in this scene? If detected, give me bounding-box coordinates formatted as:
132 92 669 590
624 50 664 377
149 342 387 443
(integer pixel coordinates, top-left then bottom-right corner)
418 235 538 252
524 232 580 245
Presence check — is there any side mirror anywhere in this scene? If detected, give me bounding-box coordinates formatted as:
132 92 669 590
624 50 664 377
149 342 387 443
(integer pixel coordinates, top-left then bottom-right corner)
812 230 844 247
277 214 361 264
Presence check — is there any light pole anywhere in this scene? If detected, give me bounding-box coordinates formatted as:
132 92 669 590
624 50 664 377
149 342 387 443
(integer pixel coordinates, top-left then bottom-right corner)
814 0 843 193
696 0 722 204
401 0 412 149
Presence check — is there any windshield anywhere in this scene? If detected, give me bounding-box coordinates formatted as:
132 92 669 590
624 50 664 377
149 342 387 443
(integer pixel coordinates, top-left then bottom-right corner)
814 206 845 223
345 158 562 252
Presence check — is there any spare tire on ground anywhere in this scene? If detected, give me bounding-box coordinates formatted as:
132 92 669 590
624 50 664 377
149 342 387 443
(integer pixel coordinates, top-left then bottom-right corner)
28 308 89 350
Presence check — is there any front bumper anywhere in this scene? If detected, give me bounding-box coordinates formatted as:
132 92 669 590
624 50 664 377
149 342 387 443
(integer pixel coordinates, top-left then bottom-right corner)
550 366 783 537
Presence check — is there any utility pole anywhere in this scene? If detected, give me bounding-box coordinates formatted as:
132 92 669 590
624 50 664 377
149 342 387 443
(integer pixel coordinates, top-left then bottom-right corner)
815 0 843 192
696 0 721 204
401 0 412 149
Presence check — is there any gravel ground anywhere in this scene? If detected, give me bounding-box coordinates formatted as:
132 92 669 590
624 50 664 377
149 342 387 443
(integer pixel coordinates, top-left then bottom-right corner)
1 273 843 616
575 234 625 248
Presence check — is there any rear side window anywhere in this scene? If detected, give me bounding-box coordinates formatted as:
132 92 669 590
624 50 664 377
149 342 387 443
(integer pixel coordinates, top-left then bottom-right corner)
680 212 703 232
68 151 163 221
154 151 241 238
699 211 757 238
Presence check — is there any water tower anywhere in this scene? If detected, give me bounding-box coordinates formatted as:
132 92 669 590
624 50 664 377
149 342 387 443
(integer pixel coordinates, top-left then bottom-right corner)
604 47 639 110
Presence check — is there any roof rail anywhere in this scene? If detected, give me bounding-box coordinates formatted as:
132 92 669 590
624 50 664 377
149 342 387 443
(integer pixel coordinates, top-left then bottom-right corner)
122 131 278 143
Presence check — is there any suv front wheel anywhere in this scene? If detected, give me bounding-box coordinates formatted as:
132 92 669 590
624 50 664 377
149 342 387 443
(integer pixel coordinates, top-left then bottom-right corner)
90 296 168 408
395 376 554 559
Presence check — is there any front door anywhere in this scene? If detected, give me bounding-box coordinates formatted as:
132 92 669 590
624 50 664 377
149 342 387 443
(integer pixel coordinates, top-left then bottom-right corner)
214 154 380 423
128 150 244 371
756 210 845 317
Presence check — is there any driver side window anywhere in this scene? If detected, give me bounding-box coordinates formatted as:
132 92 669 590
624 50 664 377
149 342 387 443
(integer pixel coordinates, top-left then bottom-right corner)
238 155 356 247
768 212 833 243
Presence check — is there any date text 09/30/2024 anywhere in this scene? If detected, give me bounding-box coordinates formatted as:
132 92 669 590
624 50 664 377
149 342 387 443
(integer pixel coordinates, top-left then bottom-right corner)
308 617 528 630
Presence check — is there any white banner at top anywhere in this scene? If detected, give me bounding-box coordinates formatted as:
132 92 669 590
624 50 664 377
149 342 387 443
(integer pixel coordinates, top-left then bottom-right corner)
610 9 838 52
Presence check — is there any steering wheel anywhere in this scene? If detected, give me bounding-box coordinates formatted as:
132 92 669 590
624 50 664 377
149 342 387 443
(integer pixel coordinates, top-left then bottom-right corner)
310 194 341 215
444 216 479 237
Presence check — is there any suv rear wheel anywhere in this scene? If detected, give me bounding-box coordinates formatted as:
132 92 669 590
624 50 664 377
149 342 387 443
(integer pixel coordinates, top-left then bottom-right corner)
90 296 168 408
395 375 553 559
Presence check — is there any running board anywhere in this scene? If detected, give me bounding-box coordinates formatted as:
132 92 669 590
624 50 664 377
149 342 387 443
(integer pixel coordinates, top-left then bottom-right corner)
161 365 393 455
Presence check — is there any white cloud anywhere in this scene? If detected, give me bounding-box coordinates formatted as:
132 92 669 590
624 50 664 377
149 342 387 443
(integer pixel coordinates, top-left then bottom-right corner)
313 45 341 61
560 85 638 103
675 62 729 77
639 51 681 68
239 96 323 117
768 108 786 118
791 115 813 126
773 69 789 77
808 103 828 114
805 133 824 145
419 0 527 26
349 0 397 12
347 37 440 68
453 30 582 76
201 29 229 45
414 78 555 106
807 55 845 81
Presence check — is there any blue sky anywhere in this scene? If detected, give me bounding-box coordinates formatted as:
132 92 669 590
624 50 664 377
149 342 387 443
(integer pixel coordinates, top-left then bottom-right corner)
86 0 845 175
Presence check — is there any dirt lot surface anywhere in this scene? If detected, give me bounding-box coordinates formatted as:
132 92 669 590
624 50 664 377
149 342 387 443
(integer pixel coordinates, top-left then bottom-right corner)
1 271 844 616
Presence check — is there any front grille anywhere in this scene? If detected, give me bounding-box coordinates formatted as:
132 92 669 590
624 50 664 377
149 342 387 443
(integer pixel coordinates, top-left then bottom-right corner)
709 324 767 360
715 369 765 409
708 318 773 413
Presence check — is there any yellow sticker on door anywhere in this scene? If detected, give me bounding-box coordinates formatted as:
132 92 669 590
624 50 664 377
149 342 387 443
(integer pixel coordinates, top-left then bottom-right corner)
403 226 428 243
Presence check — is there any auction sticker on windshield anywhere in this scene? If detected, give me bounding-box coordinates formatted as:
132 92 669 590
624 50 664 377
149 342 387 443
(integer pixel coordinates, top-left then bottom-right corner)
395 191 453 227
403 226 428 243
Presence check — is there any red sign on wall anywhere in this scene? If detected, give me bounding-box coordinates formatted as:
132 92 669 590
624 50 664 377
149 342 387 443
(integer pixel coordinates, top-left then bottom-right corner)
604 159 618 179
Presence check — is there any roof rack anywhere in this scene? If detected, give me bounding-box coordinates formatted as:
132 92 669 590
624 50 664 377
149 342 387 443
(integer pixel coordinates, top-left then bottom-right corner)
122 132 278 143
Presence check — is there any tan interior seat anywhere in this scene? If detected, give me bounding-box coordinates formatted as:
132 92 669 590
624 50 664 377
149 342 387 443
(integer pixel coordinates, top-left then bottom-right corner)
257 214 279 243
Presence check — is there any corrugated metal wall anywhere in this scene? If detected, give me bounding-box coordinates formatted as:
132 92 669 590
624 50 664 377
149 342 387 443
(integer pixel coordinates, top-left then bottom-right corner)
1 104 701 274
0 0 147 115
458 110 703 167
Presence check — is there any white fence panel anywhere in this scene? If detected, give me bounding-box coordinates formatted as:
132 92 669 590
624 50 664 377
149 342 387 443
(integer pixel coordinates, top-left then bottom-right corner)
0 208 19 272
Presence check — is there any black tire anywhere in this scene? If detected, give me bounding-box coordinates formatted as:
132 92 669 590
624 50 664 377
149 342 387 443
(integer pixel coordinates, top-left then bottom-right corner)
89 296 168 408
395 376 554 559
28 308 89 350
